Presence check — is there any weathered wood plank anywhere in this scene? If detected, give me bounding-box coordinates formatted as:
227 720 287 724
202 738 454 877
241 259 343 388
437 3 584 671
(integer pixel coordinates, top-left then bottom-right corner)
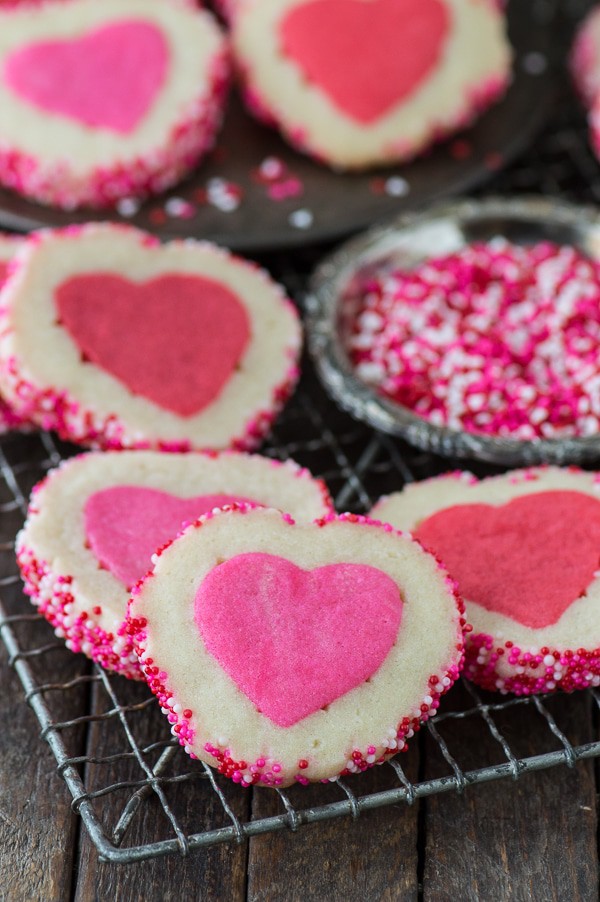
247 745 420 902
0 433 90 902
74 677 250 902
0 631 89 902
423 686 598 901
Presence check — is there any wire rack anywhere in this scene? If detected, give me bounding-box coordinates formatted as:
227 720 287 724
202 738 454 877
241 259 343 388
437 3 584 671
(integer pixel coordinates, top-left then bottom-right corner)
2 0 600 865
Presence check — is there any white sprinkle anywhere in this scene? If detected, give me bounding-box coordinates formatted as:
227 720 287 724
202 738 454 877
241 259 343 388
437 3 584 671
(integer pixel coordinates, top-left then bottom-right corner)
356 360 386 382
116 198 140 217
260 156 285 179
165 197 193 218
529 407 548 425
289 208 314 229
384 176 410 197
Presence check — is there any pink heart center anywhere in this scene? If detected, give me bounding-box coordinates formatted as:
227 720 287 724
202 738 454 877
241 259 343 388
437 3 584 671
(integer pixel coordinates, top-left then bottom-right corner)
0 262 8 286
85 486 257 588
279 0 449 123
195 552 402 727
56 273 251 417
415 491 600 629
4 20 169 134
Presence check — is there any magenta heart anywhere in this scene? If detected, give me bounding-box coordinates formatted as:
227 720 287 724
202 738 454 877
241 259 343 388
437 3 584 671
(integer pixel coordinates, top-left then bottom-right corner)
279 0 449 123
85 486 257 588
55 273 250 417
195 552 403 726
415 491 600 629
3 20 168 134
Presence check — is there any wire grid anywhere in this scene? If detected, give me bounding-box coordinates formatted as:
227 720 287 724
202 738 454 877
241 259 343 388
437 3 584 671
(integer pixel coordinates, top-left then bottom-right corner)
2 0 600 863
1 374 600 863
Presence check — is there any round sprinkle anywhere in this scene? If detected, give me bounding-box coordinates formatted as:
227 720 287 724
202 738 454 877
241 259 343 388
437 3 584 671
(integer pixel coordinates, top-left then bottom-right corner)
347 239 600 440
289 209 314 230
116 198 141 218
384 176 410 197
522 51 548 76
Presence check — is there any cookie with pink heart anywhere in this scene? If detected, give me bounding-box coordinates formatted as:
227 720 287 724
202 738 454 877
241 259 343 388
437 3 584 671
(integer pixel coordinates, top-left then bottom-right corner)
125 506 465 786
0 232 31 433
0 0 228 209
571 5 600 160
0 232 22 287
231 0 511 169
16 449 333 678
372 467 600 696
0 222 301 450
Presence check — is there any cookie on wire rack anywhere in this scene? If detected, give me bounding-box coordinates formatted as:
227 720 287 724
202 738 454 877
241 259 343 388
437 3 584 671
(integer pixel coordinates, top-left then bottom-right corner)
0 0 228 208
372 467 600 695
0 232 31 434
571 4 600 160
125 506 465 786
231 0 512 169
0 232 22 286
0 223 301 451
16 450 334 679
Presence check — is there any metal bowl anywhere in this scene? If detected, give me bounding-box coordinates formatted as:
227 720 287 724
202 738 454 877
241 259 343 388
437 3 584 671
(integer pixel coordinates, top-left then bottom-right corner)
305 196 600 466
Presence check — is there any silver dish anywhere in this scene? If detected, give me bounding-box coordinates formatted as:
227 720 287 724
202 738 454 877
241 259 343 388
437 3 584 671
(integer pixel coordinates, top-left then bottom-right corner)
305 196 600 466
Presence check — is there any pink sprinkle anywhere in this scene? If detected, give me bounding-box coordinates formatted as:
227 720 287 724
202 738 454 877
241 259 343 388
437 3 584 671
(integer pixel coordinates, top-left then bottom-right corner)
347 239 600 440
266 177 304 201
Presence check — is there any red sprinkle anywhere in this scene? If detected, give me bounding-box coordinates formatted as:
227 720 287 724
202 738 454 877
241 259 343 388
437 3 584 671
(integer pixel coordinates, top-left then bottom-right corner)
348 239 600 440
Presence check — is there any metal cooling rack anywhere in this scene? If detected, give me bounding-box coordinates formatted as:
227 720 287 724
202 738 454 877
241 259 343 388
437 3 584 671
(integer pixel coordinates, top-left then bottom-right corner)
2 0 600 863
1 379 600 864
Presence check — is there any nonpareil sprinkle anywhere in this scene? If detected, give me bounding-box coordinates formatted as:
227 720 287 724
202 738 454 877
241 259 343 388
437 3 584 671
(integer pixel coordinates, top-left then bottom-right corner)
347 239 600 440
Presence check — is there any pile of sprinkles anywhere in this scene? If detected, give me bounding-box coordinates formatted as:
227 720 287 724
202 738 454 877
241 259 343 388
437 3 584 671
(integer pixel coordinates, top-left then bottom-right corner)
348 238 600 440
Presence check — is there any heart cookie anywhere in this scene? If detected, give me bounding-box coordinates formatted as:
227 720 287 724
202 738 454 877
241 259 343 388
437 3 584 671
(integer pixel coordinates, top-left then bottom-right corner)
372 467 600 695
0 0 228 208
571 6 600 160
125 506 464 786
0 232 21 288
232 0 511 168
0 232 30 434
0 223 301 451
16 449 334 678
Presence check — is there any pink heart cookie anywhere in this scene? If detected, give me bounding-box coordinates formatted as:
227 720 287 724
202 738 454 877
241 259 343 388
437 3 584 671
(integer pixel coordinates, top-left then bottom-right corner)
0 232 29 435
279 0 449 123
232 0 511 169
372 467 600 696
4 21 168 133
127 506 464 786
414 492 600 630
57 273 250 418
85 485 256 587
0 0 229 208
195 552 402 726
0 223 301 452
16 450 334 680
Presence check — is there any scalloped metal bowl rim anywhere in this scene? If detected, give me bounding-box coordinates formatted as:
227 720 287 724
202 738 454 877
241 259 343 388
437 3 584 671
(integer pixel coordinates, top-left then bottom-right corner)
305 195 600 464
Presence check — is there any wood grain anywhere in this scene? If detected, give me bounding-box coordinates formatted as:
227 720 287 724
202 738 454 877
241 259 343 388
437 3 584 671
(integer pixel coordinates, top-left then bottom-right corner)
422 685 598 902
246 745 420 902
74 678 251 902
0 583 89 899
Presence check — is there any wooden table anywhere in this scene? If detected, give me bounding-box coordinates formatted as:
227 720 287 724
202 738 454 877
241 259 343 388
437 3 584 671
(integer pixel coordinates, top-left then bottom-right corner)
0 409 598 901
0 631 597 901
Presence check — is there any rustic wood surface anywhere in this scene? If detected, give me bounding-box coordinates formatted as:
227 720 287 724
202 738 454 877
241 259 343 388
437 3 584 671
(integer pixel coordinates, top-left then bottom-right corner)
1 397 600 901
1 624 598 902
423 687 598 902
